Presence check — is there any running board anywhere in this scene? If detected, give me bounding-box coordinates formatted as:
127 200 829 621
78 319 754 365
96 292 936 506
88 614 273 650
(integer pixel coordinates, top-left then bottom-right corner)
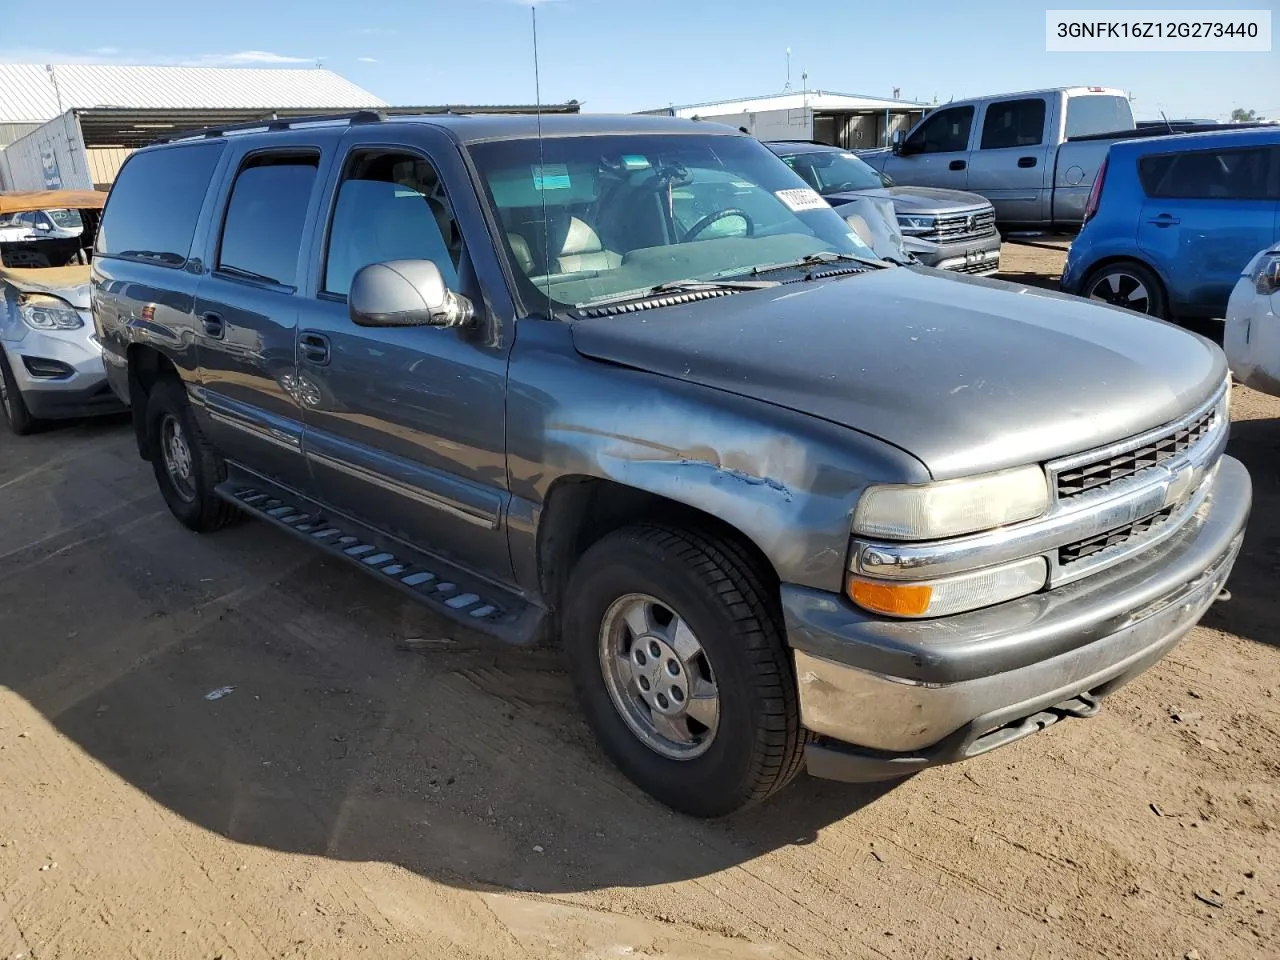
215 480 545 645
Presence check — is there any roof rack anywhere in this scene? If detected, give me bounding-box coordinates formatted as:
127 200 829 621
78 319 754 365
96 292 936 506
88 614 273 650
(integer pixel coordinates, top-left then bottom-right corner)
151 109 385 145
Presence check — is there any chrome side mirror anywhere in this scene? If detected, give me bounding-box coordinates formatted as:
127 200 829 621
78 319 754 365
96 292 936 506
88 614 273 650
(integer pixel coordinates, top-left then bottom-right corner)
348 260 474 329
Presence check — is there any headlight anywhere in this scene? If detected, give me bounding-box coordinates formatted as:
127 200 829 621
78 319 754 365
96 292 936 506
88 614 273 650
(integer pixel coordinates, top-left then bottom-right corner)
1245 250 1280 295
853 465 1050 541
848 555 1048 618
19 294 83 331
897 214 936 236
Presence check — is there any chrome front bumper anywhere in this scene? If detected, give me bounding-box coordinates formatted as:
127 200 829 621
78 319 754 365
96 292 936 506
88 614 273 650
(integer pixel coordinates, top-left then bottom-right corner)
785 454 1251 782
906 232 1002 275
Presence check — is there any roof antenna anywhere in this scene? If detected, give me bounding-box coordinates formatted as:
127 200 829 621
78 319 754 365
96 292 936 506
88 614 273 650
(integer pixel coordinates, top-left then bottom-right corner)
532 2 551 317
1160 109 1174 133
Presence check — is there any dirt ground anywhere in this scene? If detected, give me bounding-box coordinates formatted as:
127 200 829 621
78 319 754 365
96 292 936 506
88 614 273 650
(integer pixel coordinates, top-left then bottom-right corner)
1 241 1277 960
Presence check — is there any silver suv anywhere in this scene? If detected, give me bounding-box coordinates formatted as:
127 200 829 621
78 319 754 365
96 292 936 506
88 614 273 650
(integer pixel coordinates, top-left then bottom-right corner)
94 112 1249 817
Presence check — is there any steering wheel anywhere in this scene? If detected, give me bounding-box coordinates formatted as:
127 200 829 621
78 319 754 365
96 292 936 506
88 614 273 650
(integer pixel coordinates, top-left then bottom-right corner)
682 208 754 242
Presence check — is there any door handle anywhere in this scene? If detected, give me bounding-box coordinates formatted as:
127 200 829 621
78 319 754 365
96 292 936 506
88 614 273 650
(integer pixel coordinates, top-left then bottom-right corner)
200 311 224 339
1017 156 1037 168
1146 215 1181 226
299 332 331 365
949 160 967 171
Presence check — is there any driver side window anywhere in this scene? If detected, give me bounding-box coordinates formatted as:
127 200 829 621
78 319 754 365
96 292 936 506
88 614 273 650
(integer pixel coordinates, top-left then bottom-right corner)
905 107 975 155
323 149 462 297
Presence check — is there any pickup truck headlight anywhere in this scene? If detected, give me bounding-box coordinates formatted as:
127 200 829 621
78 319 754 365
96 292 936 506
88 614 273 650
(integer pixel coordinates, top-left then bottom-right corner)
897 214 936 236
848 555 1048 618
852 465 1050 541
19 294 83 331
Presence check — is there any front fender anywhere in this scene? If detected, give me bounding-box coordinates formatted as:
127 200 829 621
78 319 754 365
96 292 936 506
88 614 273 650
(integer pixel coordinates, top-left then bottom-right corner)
505 320 930 595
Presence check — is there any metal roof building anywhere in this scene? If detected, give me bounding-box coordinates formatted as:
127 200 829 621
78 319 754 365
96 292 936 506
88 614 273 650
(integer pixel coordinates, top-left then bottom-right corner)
640 90 932 149
0 63 578 191
0 63 385 138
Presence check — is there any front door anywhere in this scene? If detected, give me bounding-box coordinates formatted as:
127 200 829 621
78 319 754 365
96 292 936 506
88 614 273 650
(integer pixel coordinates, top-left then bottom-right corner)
1137 143 1279 317
295 138 514 581
194 140 332 490
883 105 975 190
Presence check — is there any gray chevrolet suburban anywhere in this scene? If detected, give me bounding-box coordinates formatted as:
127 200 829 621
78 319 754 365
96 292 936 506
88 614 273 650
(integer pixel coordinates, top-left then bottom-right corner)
93 112 1251 818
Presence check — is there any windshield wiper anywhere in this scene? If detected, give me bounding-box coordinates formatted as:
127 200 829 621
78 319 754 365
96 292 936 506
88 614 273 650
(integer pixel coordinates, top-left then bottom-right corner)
577 278 778 310
737 250 888 277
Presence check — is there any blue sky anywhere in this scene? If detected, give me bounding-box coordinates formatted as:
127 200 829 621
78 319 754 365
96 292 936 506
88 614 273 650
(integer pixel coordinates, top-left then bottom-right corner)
2 0 1277 119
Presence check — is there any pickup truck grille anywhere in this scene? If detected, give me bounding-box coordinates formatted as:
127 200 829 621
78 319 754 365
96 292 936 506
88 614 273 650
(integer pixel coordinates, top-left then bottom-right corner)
1058 505 1176 566
928 208 998 244
1056 407 1217 499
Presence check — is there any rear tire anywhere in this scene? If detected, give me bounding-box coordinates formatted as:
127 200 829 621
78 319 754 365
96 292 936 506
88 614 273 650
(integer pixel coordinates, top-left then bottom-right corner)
145 377 239 532
563 524 805 818
0 349 38 436
1082 260 1169 319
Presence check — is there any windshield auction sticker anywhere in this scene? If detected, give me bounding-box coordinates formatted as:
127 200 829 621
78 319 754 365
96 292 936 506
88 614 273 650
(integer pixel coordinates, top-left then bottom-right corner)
1046 9 1270 51
775 188 829 212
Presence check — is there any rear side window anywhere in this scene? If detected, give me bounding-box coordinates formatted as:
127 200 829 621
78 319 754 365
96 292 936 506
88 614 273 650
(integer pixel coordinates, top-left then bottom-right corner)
217 152 320 288
1065 95 1134 138
96 141 224 267
980 98 1046 150
1139 147 1275 200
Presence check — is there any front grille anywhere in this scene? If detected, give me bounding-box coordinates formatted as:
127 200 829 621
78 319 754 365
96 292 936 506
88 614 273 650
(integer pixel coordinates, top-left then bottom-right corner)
927 208 998 243
950 259 999 275
1056 408 1216 499
1058 505 1176 566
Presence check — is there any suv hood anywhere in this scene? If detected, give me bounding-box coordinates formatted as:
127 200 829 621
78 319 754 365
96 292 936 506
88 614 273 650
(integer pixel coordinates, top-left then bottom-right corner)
886 185 989 212
825 185 990 216
569 269 1225 479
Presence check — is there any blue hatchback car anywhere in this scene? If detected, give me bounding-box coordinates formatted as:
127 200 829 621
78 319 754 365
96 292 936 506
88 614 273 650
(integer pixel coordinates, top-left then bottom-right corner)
1061 127 1280 320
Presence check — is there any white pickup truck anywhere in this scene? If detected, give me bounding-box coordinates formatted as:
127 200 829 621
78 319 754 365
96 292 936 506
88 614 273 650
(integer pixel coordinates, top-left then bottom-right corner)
858 87 1141 230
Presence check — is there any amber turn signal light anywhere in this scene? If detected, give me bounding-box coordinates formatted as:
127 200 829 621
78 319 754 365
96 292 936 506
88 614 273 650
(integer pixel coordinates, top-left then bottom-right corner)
847 576 933 617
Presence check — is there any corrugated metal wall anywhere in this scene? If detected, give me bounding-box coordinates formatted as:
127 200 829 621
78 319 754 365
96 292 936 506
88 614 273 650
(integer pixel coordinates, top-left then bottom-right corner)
85 147 133 189
1 112 94 191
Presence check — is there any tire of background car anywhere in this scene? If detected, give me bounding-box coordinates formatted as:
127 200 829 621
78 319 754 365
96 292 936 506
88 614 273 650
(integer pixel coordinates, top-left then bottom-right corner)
145 377 239 532
562 523 807 818
1081 259 1169 320
0 348 37 435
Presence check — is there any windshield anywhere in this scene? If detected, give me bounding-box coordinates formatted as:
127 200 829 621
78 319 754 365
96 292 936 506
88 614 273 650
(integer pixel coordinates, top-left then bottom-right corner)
46 208 84 229
777 149 887 194
467 133 879 312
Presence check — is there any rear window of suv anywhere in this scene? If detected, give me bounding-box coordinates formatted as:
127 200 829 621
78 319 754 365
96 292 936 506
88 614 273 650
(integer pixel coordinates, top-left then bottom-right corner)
96 141 224 267
1138 146 1276 200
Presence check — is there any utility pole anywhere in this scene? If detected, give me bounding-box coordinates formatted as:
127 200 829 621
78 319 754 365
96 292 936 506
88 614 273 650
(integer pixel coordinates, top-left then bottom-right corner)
46 64 64 115
784 48 792 92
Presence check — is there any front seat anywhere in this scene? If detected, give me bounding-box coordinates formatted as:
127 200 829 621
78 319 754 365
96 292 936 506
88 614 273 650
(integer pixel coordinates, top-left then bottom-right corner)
326 179 458 296
554 217 621 274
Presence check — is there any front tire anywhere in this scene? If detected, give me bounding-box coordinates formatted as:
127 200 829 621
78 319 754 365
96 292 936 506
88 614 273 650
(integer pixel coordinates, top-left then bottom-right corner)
0 349 38 435
1082 260 1169 319
563 524 805 817
145 377 239 532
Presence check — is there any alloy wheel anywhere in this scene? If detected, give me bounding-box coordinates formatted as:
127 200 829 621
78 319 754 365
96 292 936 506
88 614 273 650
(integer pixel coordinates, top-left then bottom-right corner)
598 592 720 760
1087 271 1152 314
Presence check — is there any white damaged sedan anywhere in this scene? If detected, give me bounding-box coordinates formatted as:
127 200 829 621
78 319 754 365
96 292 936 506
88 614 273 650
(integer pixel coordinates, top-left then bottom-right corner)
1225 246 1280 397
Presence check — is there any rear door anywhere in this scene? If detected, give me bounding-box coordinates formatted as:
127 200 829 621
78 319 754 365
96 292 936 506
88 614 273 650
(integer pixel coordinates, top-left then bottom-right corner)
884 106 975 190
192 133 336 490
967 96 1053 223
1137 143 1279 317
